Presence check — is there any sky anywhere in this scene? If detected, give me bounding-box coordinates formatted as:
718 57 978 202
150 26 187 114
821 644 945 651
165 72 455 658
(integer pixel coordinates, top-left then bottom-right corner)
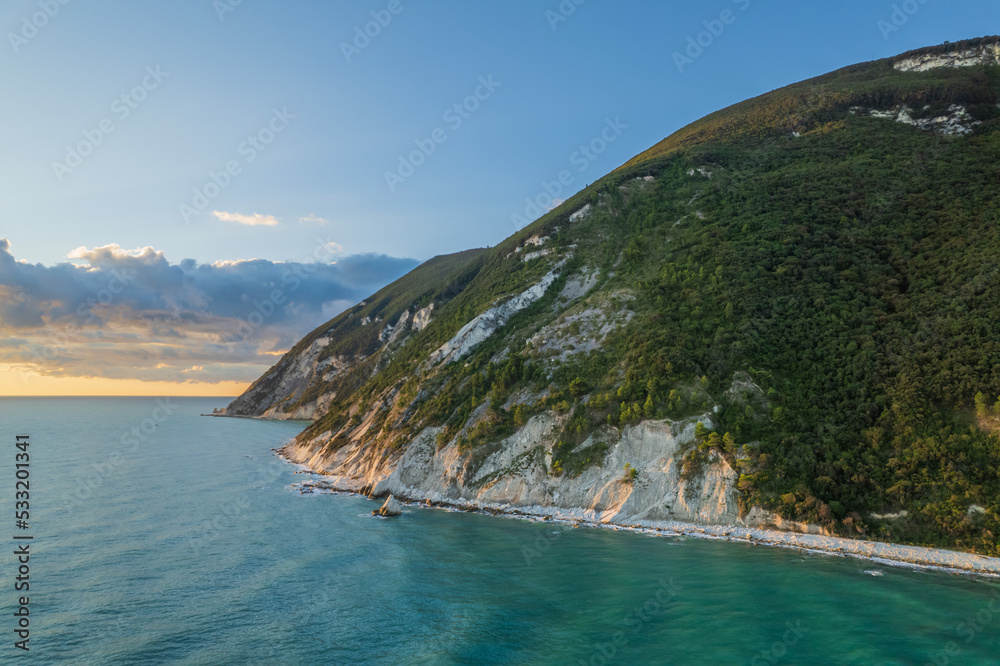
1 0 997 395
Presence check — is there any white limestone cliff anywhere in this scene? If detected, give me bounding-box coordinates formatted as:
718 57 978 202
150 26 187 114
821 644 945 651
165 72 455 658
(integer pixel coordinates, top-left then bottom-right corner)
426 262 565 366
894 42 1000 72
282 411 766 529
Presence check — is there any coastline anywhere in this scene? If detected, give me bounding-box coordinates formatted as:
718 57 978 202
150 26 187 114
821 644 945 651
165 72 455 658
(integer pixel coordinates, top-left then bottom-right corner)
278 448 1000 577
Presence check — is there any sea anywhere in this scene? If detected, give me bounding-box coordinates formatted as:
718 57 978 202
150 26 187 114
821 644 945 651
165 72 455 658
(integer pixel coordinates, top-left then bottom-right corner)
0 397 998 665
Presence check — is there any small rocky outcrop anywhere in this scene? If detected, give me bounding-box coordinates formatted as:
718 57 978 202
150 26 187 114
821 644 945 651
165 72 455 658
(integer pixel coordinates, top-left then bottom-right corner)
373 495 403 517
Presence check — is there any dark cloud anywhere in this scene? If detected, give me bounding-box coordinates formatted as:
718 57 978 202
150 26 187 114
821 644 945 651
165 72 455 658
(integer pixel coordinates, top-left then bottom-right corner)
0 239 418 383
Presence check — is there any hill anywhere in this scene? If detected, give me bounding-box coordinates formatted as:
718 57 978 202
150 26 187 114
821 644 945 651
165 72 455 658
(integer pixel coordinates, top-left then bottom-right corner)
225 37 1000 556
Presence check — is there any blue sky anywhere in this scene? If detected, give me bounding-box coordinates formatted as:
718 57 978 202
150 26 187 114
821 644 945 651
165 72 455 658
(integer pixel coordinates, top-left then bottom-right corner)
3 0 997 265
0 0 997 393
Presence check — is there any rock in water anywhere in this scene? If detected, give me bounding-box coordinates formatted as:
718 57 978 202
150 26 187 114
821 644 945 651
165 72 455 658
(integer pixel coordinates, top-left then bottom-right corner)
373 496 403 517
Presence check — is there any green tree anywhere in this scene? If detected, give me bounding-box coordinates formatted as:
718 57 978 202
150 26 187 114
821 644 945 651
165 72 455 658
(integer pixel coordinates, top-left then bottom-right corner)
723 432 737 454
513 405 526 428
975 392 988 418
569 377 588 399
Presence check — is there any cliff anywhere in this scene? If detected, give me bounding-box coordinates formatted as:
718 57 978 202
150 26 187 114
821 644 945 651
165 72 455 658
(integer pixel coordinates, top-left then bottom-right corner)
283 409 756 526
227 37 1000 555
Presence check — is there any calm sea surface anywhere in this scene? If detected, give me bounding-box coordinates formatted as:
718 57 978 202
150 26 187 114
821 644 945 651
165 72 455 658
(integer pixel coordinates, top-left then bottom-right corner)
0 397 998 665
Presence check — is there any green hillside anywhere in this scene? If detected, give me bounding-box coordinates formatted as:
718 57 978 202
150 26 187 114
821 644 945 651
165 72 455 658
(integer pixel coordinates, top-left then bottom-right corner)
236 37 1000 555
227 247 487 415
624 36 1000 166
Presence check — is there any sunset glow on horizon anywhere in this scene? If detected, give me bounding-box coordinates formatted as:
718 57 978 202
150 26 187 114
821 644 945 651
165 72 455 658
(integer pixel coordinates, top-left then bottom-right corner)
0 369 249 397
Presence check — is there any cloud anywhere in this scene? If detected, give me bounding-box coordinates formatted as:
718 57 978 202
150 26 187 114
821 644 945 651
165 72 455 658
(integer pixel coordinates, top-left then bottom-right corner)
212 211 280 227
0 238 419 385
299 213 329 225
67 243 164 263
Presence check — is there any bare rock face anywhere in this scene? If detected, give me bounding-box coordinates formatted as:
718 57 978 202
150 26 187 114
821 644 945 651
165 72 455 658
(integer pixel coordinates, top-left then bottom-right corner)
426 262 566 366
851 104 983 136
286 409 747 528
373 495 403 517
893 42 1000 72
412 303 434 331
379 310 410 346
223 337 336 419
528 302 632 366
569 203 592 222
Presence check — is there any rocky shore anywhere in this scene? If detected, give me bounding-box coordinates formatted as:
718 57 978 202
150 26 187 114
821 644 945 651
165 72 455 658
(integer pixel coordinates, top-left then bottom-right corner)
282 451 1000 577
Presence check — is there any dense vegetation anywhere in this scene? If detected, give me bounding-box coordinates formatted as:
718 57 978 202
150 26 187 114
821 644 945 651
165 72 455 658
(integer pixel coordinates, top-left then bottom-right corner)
241 38 1000 555
624 36 1000 168
607 118 1000 554
229 247 487 413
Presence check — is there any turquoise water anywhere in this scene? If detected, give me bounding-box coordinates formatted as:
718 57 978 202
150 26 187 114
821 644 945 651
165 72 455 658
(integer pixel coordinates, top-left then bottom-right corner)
0 397 998 664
